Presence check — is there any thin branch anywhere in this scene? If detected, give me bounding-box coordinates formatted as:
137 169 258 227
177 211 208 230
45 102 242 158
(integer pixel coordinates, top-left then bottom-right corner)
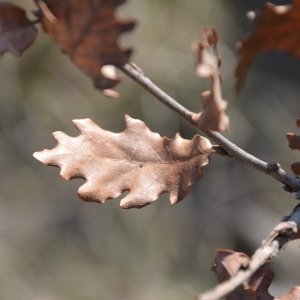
120 63 300 193
197 204 300 300
35 0 57 22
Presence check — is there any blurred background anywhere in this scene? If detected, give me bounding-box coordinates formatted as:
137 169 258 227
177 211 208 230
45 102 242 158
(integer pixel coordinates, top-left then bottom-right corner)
0 0 299 299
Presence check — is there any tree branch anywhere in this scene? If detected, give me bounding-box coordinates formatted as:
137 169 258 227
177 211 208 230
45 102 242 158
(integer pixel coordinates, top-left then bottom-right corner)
120 63 300 194
197 204 300 300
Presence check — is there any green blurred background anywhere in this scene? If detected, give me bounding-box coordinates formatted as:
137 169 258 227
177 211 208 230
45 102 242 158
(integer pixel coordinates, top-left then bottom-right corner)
0 0 299 299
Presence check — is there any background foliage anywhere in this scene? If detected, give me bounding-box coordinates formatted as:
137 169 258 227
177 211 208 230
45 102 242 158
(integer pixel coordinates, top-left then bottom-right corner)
0 0 299 299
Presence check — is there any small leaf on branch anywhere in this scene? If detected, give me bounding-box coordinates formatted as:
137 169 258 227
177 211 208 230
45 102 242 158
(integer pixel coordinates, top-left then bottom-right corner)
0 3 38 56
213 249 300 299
33 116 212 209
34 0 136 94
287 120 300 150
193 28 229 132
287 120 300 175
236 1 300 90
213 249 250 282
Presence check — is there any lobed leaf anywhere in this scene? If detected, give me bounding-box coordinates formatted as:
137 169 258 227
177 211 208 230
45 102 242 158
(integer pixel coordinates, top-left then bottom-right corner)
33 115 212 209
193 28 229 132
0 3 37 56
34 0 136 94
236 1 300 90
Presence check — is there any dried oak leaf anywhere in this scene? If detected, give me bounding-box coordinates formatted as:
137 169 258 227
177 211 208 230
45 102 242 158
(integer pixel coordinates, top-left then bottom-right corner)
0 3 38 56
193 28 229 132
287 120 300 175
33 115 212 209
34 0 135 93
236 1 300 90
213 249 300 299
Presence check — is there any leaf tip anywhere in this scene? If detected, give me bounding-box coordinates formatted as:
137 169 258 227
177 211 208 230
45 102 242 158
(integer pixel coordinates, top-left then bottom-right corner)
101 65 118 81
33 150 42 161
119 197 152 209
52 130 69 141
103 89 119 98
33 149 50 165
124 114 140 126
170 195 179 205
72 118 97 132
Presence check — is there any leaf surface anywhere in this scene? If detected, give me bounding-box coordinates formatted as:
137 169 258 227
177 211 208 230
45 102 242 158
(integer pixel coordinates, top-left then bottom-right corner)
0 3 37 56
236 1 300 90
193 28 229 132
33 115 212 208
213 249 300 299
35 0 135 93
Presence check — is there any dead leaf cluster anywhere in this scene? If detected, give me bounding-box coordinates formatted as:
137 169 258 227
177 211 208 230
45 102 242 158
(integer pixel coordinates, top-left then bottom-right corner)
213 249 300 299
0 0 135 94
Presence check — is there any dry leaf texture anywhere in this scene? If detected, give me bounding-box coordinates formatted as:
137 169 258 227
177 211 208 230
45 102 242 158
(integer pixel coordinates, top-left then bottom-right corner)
193 28 229 132
287 120 300 175
33 115 212 209
0 3 37 56
236 1 300 90
35 0 135 91
213 249 300 299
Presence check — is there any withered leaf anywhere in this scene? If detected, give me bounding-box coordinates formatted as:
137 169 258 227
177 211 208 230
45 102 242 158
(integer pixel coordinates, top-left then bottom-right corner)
213 249 250 283
0 3 37 56
236 1 300 90
33 115 212 209
290 162 300 175
34 0 135 93
213 249 300 299
287 120 300 175
193 28 229 132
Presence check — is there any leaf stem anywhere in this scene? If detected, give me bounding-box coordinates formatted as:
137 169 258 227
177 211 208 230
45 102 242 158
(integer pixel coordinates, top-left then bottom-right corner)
120 63 300 193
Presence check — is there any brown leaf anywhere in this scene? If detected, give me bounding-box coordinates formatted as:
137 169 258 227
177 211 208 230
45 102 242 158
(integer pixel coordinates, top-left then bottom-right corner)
287 120 300 175
213 249 250 282
33 115 212 209
0 3 37 56
291 163 300 176
236 1 300 90
193 28 229 132
213 249 300 300
34 0 135 92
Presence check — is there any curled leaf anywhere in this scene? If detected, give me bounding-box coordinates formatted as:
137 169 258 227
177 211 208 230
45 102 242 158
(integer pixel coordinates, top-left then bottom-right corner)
287 120 300 175
213 249 300 299
34 0 136 93
236 1 300 90
33 115 212 209
213 249 250 282
193 28 229 132
0 3 37 56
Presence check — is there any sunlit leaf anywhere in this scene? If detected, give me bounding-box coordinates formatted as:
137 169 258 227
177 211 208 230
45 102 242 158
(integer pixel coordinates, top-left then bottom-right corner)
34 115 212 208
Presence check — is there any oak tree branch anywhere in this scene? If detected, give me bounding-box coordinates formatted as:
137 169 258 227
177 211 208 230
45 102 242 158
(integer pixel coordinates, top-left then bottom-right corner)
120 63 300 194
